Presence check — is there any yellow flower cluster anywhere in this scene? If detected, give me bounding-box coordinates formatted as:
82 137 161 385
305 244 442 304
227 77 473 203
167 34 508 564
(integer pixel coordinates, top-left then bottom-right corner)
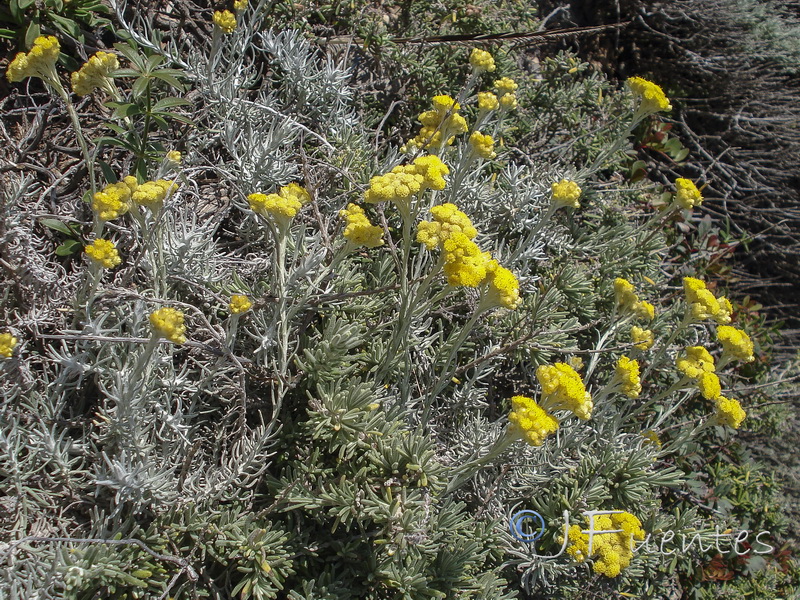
416 203 477 250
213 10 237 33
70 51 119 96
132 179 179 207
233 0 248 10
93 180 134 221
614 278 655 320
683 277 732 324
339 203 384 248
6 36 60 83
84 239 122 269
166 150 182 164
417 203 521 308
149 307 187 344
642 429 662 448
698 372 722 400
551 179 582 209
674 178 703 210
469 48 496 72
410 95 469 149
468 131 496 159
717 326 754 363
676 346 715 379
484 260 522 309
248 183 311 223
477 91 499 111
508 395 559 446
0 332 18 358
92 176 178 221
364 155 449 208
631 326 654 350
493 77 518 110
536 362 593 420
627 76 672 113
566 512 645 577
442 233 491 287
714 396 746 429
615 356 642 398
229 294 252 314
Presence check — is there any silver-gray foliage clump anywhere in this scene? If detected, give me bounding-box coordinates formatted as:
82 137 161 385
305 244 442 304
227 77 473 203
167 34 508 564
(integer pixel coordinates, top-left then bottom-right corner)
0 3 768 599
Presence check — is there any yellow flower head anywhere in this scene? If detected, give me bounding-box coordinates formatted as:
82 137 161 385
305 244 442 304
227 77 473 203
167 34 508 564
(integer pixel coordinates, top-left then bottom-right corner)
698 372 722 400
499 93 517 110
714 396 746 429
339 203 384 248
485 260 521 309
642 429 662 448
0 332 18 358
551 179 582 209
508 395 559 446
565 512 645 577
442 233 490 287
469 131 496 159
149 307 187 344
634 300 655 321
469 48 496 72
364 171 424 206
683 277 730 323
412 154 450 190
674 178 703 210
477 91 499 111
627 76 672 113
431 94 460 113
416 203 478 250
6 36 61 83
677 346 716 379
536 362 593 420
614 277 639 309
717 326 754 363
166 150 182 164
615 356 642 398
631 326 654 350
92 181 132 221
233 0 248 10
213 10 237 33
132 179 178 207
84 238 122 269
280 182 312 205
493 77 518 95
229 294 253 314
70 51 119 96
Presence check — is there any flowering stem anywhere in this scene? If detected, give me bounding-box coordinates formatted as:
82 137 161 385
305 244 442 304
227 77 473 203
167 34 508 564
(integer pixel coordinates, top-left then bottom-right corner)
420 305 486 426
445 430 516 494
641 309 692 382
51 81 97 195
